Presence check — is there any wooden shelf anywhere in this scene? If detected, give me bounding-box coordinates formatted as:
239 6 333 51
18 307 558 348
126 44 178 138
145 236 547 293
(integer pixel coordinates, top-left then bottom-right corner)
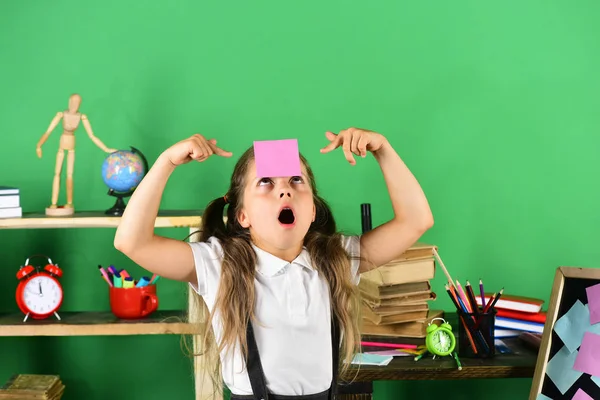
0 310 201 336
0 210 202 229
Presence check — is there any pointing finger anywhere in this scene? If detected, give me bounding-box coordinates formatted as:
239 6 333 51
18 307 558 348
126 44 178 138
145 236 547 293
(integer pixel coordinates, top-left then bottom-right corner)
320 131 342 153
208 141 233 157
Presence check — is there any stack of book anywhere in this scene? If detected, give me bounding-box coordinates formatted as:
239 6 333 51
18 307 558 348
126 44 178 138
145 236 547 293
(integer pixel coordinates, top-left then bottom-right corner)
475 293 546 337
0 186 22 218
358 242 443 339
0 374 65 399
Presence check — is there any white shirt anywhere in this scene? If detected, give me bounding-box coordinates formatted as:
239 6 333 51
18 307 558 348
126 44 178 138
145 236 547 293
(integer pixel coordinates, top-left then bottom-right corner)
188 235 361 396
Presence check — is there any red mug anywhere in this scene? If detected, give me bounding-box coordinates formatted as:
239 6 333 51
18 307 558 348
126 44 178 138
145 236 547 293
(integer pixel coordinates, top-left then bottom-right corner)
109 284 158 319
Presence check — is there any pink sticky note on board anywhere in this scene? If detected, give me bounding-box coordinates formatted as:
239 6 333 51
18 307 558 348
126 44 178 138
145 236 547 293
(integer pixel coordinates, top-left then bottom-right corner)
573 388 594 400
586 283 600 324
573 331 600 376
253 139 301 178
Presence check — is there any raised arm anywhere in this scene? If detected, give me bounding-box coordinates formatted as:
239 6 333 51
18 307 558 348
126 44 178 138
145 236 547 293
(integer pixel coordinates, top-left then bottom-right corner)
36 112 63 158
81 114 117 153
113 134 232 283
321 128 433 273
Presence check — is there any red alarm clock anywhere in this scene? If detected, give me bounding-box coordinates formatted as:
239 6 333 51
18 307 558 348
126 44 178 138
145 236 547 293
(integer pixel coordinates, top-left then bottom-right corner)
16 255 64 322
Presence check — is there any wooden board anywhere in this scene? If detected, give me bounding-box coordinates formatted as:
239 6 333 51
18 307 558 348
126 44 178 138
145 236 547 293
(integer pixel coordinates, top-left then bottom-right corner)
341 334 537 383
0 210 203 229
530 266 600 400
0 310 201 336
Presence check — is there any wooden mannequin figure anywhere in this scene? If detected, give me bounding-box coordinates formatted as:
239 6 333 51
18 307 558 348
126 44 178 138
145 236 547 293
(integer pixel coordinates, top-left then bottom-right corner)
36 94 116 216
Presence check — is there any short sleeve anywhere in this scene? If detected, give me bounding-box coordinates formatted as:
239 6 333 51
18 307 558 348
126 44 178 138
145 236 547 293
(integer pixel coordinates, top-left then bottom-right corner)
187 236 224 298
341 234 361 285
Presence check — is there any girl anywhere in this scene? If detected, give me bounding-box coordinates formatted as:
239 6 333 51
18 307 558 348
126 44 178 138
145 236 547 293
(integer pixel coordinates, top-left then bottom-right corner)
114 128 433 400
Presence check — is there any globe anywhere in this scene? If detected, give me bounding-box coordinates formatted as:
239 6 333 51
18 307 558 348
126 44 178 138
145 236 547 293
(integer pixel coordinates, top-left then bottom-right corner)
101 146 148 215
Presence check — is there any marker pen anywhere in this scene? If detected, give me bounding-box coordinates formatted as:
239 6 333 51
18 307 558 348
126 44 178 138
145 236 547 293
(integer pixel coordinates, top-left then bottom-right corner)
113 271 123 288
98 265 113 287
136 276 150 288
123 277 134 288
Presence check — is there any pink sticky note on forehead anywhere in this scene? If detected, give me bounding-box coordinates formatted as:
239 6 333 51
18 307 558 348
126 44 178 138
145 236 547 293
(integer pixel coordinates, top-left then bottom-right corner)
253 139 301 178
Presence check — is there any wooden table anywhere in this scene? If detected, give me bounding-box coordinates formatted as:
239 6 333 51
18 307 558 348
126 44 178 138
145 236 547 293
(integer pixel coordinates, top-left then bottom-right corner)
337 315 539 399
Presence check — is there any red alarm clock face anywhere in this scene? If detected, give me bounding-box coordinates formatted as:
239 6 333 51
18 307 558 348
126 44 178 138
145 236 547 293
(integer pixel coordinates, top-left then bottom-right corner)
21 274 63 316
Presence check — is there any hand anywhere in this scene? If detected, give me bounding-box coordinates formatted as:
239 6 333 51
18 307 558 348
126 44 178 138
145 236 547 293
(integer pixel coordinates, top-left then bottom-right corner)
162 134 233 167
320 127 388 165
106 148 117 153
36 147 42 158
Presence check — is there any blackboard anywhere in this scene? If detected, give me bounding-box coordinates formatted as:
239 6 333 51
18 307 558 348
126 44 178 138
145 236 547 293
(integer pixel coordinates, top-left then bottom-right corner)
530 267 600 399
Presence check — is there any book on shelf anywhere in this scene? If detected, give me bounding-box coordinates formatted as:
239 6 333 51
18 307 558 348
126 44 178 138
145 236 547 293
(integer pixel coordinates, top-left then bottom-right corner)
361 304 429 325
361 291 436 308
496 308 546 323
359 279 431 300
0 374 64 399
475 293 544 314
495 316 544 334
360 309 444 338
0 186 21 219
360 257 435 287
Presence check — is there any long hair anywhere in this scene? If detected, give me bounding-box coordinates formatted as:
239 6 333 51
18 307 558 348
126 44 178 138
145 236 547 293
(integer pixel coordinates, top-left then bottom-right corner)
189 146 362 394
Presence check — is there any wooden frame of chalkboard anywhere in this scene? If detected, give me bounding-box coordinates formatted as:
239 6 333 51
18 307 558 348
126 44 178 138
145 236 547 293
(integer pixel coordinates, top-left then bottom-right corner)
530 266 600 399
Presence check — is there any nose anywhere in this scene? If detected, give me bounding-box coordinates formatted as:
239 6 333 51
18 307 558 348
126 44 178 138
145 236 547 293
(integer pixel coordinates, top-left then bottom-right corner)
277 180 292 199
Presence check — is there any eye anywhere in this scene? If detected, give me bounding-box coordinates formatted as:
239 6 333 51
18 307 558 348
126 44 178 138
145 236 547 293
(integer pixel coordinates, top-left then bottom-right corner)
258 178 273 186
290 176 304 184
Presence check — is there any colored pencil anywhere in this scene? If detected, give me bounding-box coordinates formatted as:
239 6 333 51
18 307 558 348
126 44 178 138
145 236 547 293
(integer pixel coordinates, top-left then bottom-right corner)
446 284 478 354
360 341 418 350
455 280 472 313
433 248 456 290
485 288 504 312
465 281 479 316
479 279 486 306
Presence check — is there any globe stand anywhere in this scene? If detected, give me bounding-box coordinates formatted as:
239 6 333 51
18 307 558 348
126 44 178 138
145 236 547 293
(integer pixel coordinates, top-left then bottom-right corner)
105 189 132 216
102 146 149 217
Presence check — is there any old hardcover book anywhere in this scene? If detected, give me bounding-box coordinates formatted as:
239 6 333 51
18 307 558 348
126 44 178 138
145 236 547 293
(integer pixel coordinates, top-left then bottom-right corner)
0 374 64 399
360 309 444 338
360 258 435 287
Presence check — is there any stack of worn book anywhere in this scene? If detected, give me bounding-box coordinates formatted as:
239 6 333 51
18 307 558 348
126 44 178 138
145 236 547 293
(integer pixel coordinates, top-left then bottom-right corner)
0 374 65 399
359 242 443 338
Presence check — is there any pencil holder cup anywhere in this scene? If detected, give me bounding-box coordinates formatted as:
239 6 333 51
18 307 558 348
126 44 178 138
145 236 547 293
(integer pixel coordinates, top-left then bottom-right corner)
457 309 496 358
109 284 158 319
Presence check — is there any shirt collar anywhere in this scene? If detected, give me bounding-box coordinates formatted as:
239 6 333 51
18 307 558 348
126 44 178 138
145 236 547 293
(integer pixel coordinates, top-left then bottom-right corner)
252 244 314 277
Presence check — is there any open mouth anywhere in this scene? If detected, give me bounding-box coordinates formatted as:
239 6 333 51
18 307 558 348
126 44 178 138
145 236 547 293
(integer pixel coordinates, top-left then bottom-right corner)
278 208 295 225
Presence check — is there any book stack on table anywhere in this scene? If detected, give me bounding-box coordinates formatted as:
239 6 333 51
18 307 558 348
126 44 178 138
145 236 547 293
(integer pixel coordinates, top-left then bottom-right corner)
475 294 546 338
358 242 444 339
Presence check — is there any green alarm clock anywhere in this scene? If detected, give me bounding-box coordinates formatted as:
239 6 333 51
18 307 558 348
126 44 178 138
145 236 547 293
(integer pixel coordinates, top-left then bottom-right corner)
425 318 456 357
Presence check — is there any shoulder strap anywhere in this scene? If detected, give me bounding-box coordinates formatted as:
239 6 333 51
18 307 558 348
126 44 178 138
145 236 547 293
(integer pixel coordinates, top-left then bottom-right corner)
330 316 340 400
246 320 270 400
246 315 341 400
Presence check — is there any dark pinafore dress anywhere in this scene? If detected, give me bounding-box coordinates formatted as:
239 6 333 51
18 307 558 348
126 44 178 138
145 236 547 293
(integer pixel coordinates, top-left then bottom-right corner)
230 317 340 400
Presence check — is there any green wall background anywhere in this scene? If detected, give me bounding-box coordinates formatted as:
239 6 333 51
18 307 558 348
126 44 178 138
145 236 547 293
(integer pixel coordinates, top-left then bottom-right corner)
1 0 599 398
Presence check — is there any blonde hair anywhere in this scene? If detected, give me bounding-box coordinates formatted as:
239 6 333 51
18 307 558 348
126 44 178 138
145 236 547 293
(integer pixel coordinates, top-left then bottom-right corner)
186 146 362 395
